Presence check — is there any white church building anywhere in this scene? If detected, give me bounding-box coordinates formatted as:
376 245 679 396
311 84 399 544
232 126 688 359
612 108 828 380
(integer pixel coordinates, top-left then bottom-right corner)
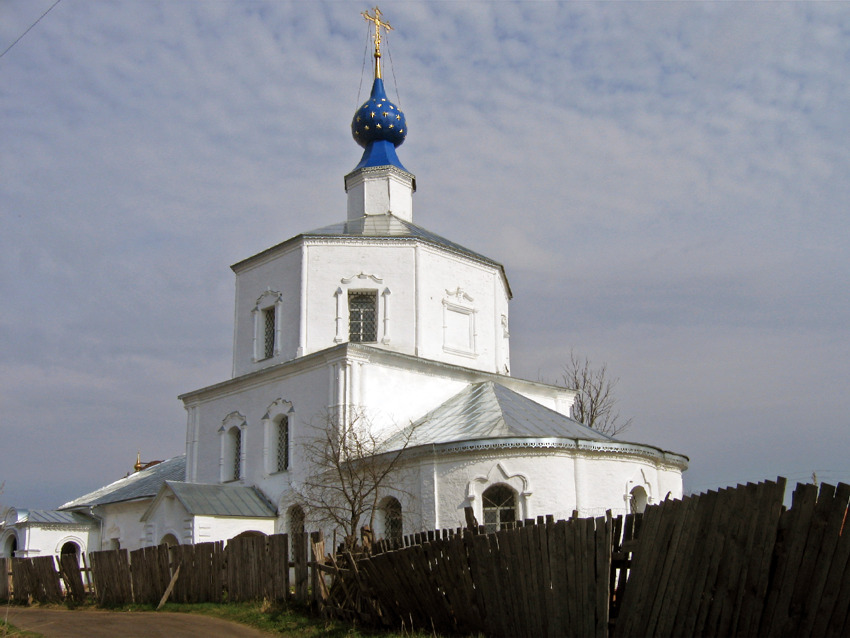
1 10 687 561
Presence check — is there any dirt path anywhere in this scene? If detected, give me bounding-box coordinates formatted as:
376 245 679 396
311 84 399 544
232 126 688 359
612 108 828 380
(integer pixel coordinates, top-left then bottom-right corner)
3 606 273 637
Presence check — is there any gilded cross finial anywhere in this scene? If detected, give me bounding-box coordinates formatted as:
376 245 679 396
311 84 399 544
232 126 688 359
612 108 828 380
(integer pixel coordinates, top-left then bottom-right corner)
362 6 392 79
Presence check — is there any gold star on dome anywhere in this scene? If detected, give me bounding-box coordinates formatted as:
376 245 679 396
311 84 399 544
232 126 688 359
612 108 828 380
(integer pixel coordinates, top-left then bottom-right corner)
389 124 394 129
370 112 375 118
376 123 382 129
396 114 401 120
383 112 388 117
364 125 370 130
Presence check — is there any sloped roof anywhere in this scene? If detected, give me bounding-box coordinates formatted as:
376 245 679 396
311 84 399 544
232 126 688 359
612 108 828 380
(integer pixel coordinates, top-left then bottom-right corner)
157 482 276 518
304 214 500 269
386 381 614 450
59 455 186 510
15 510 96 526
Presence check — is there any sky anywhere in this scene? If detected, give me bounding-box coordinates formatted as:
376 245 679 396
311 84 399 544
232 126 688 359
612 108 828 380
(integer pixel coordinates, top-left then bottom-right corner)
2 1 849 511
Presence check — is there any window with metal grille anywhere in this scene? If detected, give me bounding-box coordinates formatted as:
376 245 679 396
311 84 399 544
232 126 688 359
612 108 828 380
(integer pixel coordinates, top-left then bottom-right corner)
383 498 403 543
288 505 305 558
231 427 242 480
276 416 289 472
263 306 276 359
482 484 516 533
348 291 377 343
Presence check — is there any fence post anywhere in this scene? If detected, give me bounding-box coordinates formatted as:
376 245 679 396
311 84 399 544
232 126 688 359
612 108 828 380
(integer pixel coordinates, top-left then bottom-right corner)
294 531 308 602
0 557 8 600
310 530 326 606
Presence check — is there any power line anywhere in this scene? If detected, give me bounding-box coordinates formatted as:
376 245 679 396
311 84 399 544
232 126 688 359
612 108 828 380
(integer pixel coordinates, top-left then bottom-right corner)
0 0 61 61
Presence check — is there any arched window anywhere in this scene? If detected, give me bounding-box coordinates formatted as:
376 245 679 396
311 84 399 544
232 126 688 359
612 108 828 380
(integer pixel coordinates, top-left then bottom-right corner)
60 541 79 559
288 505 305 559
630 486 648 514
160 534 179 546
381 497 402 543
252 290 282 361
220 412 246 483
482 484 517 533
275 415 289 472
230 426 242 480
264 399 293 474
3 535 18 558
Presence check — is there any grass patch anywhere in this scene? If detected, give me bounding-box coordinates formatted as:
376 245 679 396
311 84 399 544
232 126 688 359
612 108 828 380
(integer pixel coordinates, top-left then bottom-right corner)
160 601 443 636
56 600 444 637
1 618 43 637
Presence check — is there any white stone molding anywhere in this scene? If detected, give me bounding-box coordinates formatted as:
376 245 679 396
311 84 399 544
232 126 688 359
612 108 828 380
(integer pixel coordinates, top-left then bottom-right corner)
445 287 474 303
252 288 283 361
466 462 532 522
335 279 385 345
624 468 654 508
381 288 391 344
219 411 247 483
333 287 345 342
52 535 86 555
442 290 478 358
341 272 383 284
262 398 294 476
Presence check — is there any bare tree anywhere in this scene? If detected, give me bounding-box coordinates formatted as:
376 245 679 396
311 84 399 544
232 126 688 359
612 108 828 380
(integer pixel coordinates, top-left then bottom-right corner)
293 409 417 549
562 351 633 437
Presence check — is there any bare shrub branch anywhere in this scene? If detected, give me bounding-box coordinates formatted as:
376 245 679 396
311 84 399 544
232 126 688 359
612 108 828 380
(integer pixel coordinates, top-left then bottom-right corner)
562 350 633 437
293 409 417 549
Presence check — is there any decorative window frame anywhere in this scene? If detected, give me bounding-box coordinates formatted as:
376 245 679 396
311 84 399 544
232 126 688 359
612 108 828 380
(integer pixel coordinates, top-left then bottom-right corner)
442 287 477 358
624 468 654 512
466 462 531 524
263 398 294 475
252 289 283 362
378 495 403 543
219 411 247 483
333 273 390 344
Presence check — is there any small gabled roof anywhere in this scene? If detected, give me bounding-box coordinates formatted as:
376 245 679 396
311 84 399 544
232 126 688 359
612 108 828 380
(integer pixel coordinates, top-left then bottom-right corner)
59 455 186 510
387 381 614 450
142 482 276 521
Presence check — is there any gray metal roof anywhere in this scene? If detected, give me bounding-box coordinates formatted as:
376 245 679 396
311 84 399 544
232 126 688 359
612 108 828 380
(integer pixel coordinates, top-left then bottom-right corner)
386 381 614 450
22 510 97 526
60 455 186 509
304 214 501 269
163 482 276 518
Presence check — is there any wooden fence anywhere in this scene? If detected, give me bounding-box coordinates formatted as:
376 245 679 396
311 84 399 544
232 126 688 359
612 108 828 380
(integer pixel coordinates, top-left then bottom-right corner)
2 478 849 638
614 478 850 637
355 514 613 637
1 533 305 607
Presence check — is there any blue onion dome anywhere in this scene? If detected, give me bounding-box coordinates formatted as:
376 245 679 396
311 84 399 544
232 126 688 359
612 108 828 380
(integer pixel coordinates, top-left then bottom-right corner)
351 77 409 172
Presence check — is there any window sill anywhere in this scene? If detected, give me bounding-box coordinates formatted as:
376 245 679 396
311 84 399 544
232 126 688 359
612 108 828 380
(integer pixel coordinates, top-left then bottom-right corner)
443 346 478 359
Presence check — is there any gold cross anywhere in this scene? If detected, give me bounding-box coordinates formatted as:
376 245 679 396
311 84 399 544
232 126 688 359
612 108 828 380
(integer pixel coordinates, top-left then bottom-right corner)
362 7 392 79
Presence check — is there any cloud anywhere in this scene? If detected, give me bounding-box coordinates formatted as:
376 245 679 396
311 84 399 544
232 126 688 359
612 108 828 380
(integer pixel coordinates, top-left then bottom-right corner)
2 1 849 509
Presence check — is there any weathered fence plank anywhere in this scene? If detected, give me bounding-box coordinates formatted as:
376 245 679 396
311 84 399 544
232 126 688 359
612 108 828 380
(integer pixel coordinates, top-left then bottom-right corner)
0 557 9 601
59 553 87 603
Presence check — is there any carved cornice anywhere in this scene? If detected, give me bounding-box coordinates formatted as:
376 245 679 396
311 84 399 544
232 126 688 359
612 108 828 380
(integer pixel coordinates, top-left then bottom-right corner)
341 272 383 284
398 437 689 471
445 287 474 303
253 288 282 311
